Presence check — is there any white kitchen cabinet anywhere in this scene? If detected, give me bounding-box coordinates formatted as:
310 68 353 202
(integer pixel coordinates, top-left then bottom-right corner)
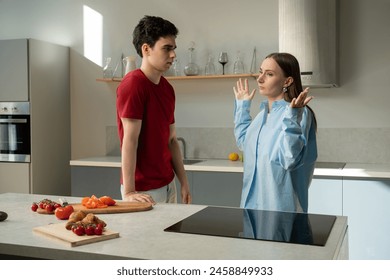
308 177 343 215
343 178 390 260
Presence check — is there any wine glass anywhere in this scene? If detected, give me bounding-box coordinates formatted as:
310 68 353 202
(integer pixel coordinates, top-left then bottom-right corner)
218 52 228 75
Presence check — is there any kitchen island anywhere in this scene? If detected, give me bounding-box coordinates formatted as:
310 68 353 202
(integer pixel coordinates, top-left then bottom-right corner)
69 157 390 259
0 193 348 260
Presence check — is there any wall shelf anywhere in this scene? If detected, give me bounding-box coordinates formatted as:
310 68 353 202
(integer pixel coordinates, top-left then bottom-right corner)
96 73 258 83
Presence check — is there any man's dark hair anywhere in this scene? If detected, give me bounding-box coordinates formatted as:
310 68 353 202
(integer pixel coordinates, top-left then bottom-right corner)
132 15 179 57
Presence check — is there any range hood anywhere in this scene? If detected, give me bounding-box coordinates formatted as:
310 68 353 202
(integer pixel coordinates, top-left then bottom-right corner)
279 0 338 88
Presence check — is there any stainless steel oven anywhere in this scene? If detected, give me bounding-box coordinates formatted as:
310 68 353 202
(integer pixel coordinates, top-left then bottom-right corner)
0 102 30 162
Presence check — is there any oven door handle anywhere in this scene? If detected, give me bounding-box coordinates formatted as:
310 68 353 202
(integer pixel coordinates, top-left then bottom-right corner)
0 119 28 123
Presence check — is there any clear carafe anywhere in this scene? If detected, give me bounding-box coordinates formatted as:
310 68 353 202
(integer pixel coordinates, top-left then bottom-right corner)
184 42 199 76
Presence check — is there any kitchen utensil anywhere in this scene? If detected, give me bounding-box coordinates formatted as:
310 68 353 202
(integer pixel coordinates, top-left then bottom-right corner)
71 201 153 214
33 223 119 247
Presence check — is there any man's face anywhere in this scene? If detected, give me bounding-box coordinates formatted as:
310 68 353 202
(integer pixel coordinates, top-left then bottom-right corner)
144 36 177 73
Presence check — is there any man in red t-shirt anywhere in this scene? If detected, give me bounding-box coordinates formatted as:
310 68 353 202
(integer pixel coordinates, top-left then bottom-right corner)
116 15 191 204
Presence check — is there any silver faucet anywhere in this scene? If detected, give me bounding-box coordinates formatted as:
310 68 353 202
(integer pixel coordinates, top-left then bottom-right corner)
177 137 186 159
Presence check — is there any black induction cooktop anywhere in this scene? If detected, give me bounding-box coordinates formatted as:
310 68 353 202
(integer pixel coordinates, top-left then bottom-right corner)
164 207 336 246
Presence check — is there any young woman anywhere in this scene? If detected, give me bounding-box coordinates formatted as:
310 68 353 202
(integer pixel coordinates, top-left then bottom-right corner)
233 52 317 213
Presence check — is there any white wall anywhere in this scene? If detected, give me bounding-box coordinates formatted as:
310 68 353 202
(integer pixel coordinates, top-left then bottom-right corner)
1 0 389 161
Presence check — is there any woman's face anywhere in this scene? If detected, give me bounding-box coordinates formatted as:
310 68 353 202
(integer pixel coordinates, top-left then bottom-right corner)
256 57 287 100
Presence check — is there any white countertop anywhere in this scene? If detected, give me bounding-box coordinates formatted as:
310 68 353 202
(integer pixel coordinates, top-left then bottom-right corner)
70 156 390 179
0 193 348 260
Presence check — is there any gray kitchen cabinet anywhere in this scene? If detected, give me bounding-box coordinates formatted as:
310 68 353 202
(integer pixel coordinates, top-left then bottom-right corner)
72 166 193 203
175 171 194 203
0 39 29 101
0 162 30 193
343 178 390 260
0 39 70 196
189 171 243 207
71 166 122 200
308 177 343 216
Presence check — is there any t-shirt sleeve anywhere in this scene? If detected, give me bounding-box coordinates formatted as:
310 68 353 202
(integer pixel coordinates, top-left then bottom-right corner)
117 77 146 120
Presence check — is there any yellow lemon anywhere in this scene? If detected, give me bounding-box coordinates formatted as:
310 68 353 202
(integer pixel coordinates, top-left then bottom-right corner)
228 152 240 161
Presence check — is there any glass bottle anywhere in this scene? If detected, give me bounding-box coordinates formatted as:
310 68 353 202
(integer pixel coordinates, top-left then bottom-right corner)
184 42 199 76
103 57 113 78
250 47 257 73
172 58 182 76
204 55 216 75
233 51 245 74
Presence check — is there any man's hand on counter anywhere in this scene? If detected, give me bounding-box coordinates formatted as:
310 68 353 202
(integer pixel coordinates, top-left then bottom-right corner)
123 192 156 204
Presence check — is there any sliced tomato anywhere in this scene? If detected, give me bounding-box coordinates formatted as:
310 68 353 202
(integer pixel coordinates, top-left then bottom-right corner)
81 197 90 206
82 195 108 209
99 196 116 206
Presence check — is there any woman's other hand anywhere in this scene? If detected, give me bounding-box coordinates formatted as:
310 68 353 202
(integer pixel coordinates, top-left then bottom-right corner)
290 87 313 108
233 78 256 101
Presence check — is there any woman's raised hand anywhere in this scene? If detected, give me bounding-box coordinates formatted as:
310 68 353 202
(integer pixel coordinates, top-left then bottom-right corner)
290 87 313 108
233 78 256 101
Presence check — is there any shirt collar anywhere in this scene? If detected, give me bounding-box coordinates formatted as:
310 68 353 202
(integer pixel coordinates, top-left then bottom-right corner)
260 99 289 111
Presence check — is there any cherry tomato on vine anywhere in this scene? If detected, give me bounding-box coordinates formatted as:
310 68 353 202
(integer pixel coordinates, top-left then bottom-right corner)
85 224 96 236
45 203 55 213
31 203 38 212
94 226 103 235
73 225 85 236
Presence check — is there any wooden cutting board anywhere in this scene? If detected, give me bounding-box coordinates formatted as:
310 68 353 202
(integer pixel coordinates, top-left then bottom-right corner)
71 201 153 214
37 201 153 214
33 223 119 247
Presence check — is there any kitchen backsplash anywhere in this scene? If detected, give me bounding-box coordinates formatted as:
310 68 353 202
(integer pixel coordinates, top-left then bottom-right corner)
106 126 390 164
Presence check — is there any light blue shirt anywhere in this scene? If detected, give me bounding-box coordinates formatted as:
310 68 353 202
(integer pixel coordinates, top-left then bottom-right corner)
234 99 317 212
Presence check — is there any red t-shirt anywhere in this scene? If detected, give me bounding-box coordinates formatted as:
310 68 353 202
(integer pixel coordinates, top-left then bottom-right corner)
116 69 175 191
